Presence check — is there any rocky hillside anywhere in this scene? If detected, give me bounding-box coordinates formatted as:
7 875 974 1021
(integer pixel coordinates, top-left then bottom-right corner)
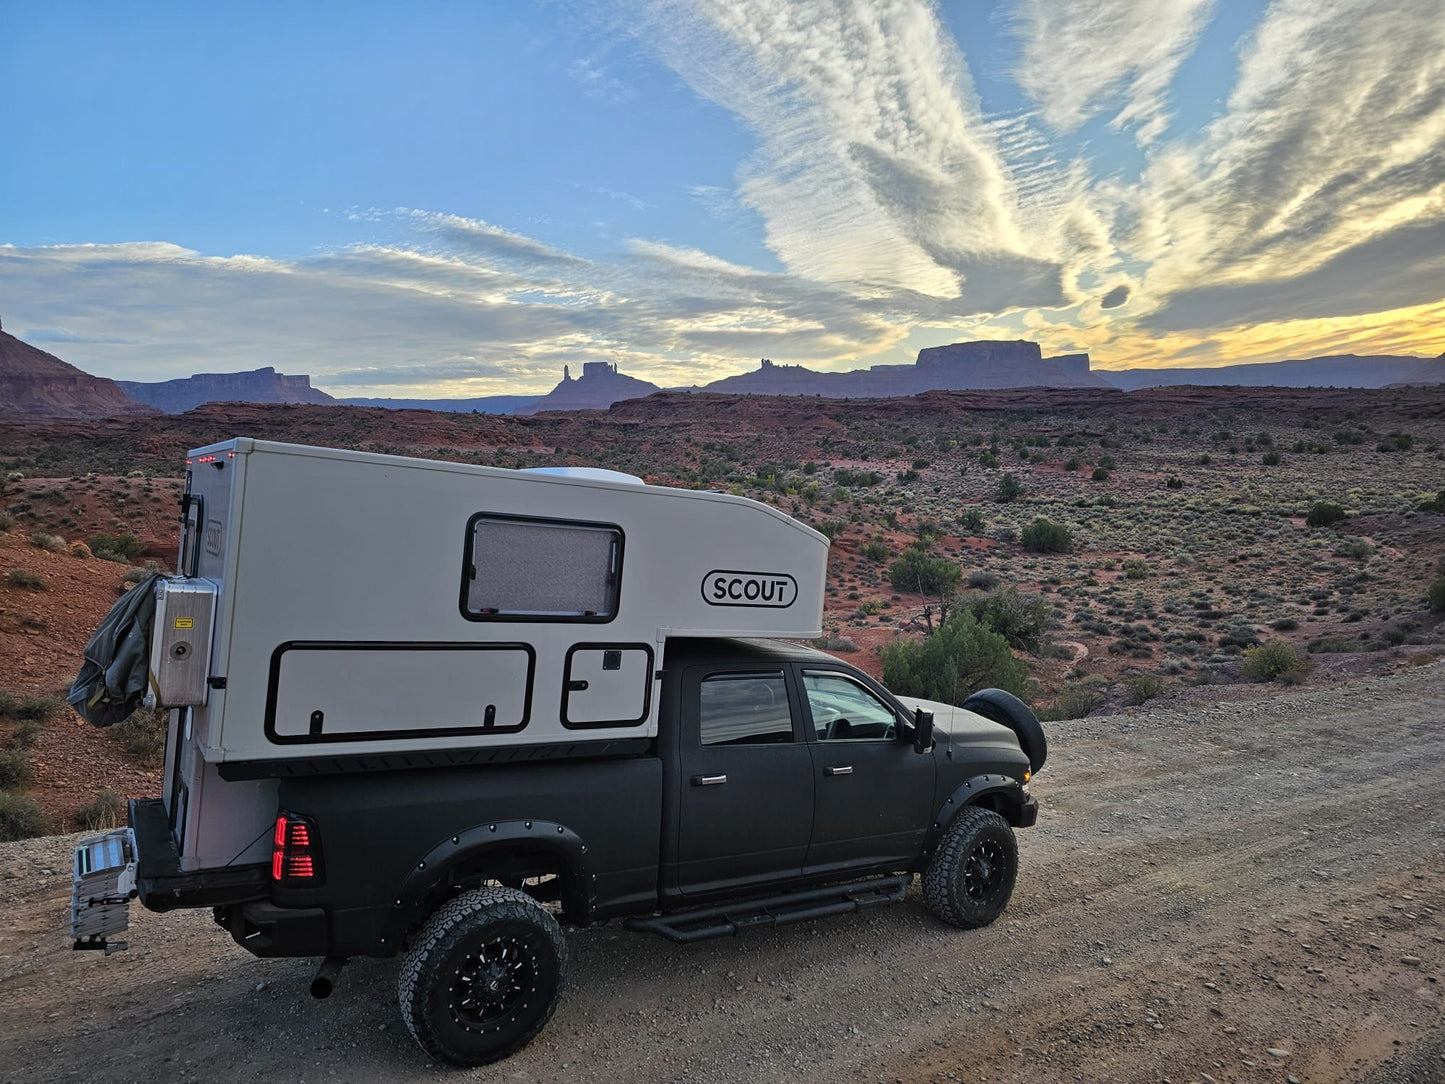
1100 352 1445 390
0 323 154 418
118 367 337 412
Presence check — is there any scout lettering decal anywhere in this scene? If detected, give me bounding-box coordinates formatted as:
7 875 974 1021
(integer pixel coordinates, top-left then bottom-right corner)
701 570 798 608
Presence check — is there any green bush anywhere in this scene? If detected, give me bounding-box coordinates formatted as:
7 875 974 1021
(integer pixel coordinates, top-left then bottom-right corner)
1241 639 1314 683
1262 451 1282 466
860 537 890 562
1306 501 1347 528
110 707 167 767
966 570 1000 590
1020 517 1073 554
1122 558 1150 579
1418 490 1445 513
1334 537 1373 560
1165 476 1183 489
1429 574 1445 614
957 508 986 531
29 531 67 553
75 788 126 831
888 546 962 596
1090 467 1110 482
962 586 1050 653
6 569 46 591
0 748 32 788
996 472 1022 503
1045 678 1106 720
1122 671 1166 705
881 612 1027 703
0 791 51 841
7 719 44 749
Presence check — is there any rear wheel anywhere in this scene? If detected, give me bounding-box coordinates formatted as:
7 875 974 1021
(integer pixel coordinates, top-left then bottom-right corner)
397 886 567 1066
921 806 1018 928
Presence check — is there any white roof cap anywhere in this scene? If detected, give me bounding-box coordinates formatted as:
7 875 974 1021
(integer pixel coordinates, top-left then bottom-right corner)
522 466 645 485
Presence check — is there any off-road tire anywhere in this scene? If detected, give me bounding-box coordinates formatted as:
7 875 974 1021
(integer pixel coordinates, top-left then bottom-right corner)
921 806 1018 929
397 886 567 1066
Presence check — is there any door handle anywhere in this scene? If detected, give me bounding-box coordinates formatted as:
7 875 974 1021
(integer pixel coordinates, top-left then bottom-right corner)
824 765 853 776
692 774 727 786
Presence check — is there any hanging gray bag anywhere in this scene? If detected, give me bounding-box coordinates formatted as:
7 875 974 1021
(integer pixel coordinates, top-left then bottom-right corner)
67 574 162 727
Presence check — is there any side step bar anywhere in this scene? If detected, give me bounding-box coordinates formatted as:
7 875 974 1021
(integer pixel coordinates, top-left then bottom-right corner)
624 874 911 943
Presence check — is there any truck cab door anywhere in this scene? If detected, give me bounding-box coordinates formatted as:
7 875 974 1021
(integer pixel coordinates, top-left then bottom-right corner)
799 668 936 876
672 667 813 898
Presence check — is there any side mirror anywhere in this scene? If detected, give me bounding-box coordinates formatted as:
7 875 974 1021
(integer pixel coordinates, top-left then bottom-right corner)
912 708 934 754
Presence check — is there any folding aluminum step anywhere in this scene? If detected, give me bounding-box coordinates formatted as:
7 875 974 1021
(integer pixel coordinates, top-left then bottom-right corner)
71 827 139 954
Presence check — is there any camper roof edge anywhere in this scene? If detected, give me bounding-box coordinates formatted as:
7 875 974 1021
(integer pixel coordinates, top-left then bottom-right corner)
185 437 829 543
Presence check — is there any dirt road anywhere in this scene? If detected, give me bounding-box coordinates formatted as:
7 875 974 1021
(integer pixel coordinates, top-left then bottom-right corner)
3 663 1443 1084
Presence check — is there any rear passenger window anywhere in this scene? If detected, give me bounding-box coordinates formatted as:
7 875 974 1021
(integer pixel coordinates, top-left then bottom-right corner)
463 514 621 621
699 672 793 745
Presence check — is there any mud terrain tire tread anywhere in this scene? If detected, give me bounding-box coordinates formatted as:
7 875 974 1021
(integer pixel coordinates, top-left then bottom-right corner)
921 806 1018 929
397 886 567 1066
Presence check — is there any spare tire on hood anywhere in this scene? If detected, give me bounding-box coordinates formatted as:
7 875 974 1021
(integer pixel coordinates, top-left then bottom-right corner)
963 687 1047 774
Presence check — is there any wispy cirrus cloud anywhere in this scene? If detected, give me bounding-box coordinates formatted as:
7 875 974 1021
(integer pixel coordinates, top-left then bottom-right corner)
1011 0 1216 144
1130 0 1445 331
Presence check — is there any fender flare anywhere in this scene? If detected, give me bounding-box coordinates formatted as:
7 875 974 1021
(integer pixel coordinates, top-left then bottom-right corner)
379 819 594 951
931 773 1029 837
963 688 1047 774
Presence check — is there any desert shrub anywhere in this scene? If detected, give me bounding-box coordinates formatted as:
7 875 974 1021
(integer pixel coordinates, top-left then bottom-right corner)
957 508 986 531
833 469 881 488
28 530 66 553
0 791 50 841
1308 635 1355 654
75 788 126 831
0 748 32 788
5 569 45 591
881 612 1027 703
1418 490 1445 513
7 719 45 749
966 570 1000 590
70 541 93 559
1241 639 1314 683
1166 476 1183 489
1122 558 1150 579
1271 617 1299 631
110 706 167 767
0 694 61 722
963 586 1051 653
1021 517 1073 554
1334 537 1373 560
1430 572 1445 614
1122 671 1166 705
1306 501 1347 528
1091 467 1110 482
861 537 891 562
996 472 1023 503
1063 457 1080 471
1262 451 1282 466
888 546 962 596
0 512 13 531
1046 677 1106 720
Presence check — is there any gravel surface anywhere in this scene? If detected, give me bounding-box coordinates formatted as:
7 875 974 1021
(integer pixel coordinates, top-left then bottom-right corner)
2 662 1442 1083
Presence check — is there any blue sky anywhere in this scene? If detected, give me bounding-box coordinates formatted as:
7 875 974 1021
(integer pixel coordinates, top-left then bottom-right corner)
2 0 1442 397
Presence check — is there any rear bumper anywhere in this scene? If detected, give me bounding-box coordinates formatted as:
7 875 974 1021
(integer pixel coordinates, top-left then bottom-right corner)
129 798 268 912
216 900 329 957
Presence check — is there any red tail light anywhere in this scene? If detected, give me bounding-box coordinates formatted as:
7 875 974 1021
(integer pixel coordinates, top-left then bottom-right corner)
271 811 323 884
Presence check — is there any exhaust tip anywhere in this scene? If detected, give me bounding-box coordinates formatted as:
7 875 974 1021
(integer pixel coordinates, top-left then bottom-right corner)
310 956 347 999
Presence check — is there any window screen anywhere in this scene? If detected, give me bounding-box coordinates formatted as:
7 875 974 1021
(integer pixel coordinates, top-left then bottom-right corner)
700 672 794 745
465 515 621 619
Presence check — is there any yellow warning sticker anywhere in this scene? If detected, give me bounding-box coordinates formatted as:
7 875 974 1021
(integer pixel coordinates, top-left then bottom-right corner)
174 617 194 629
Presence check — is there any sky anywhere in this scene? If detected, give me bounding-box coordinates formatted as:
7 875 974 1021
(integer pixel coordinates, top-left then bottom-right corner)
1 0 1442 398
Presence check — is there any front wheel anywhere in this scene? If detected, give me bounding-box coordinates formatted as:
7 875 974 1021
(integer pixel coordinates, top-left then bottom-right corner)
397 886 567 1066
921 806 1018 928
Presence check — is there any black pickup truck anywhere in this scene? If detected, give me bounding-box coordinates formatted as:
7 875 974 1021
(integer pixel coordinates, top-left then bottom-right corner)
128 635 1044 1065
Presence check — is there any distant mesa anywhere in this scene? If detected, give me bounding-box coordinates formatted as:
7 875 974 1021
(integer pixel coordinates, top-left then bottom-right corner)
0 317 155 418
118 367 337 413
1098 354 1445 391
514 361 662 415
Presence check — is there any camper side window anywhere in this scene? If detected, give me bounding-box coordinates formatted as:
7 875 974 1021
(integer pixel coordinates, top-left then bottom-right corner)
463 514 622 621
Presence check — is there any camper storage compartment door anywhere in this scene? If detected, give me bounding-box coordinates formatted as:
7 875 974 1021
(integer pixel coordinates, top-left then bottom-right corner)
265 642 534 743
561 643 653 728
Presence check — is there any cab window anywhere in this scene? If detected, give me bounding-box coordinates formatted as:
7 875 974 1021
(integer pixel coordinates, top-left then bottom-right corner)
699 672 794 745
803 671 898 742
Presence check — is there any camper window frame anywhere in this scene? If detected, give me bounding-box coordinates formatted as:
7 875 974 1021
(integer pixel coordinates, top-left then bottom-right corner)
459 512 624 624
